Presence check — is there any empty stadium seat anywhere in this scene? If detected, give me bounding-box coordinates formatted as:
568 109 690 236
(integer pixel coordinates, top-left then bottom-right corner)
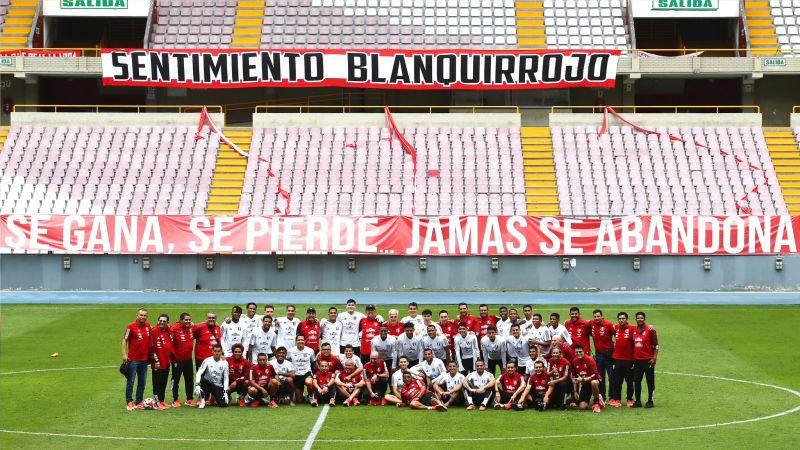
0 125 219 215
0 0 8 33
552 125 787 216
543 0 629 50
239 126 527 216
771 0 800 55
149 0 236 48
261 0 518 48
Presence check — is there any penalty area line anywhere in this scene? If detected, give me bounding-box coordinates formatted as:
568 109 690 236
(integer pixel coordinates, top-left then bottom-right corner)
303 404 330 450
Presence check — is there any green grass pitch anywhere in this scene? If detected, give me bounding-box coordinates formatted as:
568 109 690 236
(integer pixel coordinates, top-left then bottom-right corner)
1 303 799 449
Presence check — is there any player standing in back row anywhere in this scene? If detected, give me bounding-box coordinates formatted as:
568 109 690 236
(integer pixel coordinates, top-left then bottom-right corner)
339 299 366 355
632 311 658 408
122 308 152 411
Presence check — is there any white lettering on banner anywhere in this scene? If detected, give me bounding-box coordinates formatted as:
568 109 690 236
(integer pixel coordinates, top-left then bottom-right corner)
2 215 799 255
189 217 211 252
101 49 620 90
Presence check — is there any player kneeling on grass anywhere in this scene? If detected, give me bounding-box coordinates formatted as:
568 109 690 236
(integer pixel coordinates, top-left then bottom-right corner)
226 343 251 406
494 361 526 410
336 360 365 406
194 344 230 408
520 360 551 411
247 353 279 408
311 360 337 408
572 345 605 413
270 347 296 405
400 371 447 412
433 361 466 408
363 351 390 405
463 360 496 411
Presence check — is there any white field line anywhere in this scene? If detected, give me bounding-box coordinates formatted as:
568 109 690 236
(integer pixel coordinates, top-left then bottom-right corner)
303 404 330 450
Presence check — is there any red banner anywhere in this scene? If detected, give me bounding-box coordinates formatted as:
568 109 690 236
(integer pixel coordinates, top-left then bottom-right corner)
0 49 81 57
1 215 797 255
100 48 619 90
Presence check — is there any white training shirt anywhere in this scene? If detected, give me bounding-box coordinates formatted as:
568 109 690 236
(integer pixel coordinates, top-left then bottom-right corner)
411 357 447 380
239 314 262 341
466 370 495 390
401 315 427 336
396 333 424 362
421 334 450 361
337 353 363 368
287 346 316 375
549 323 573 346
338 311 366 347
480 335 507 364
454 333 479 371
525 357 549 376
196 356 229 389
371 335 397 364
220 319 247 356
269 358 296 376
248 326 277 363
496 318 513 337
320 319 343 355
505 335 531 367
274 316 300 349
528 324 553 356
434 371 466 392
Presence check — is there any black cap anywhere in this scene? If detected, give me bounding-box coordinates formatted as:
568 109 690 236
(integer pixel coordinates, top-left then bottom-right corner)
366 304 376 310
307 307 316 313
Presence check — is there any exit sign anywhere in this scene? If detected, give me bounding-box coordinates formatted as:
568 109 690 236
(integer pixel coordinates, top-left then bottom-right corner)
763 57 786 67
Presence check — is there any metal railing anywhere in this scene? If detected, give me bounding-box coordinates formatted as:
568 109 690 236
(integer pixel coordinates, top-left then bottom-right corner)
12 104 222 113
551 105 761 114
255 105 520 113
223 92 388 114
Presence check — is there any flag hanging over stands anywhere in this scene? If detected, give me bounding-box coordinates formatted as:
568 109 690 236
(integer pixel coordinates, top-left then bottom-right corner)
101 48 620 90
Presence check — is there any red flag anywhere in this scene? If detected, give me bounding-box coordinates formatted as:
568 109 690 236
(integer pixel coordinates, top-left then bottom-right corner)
385 106 417 173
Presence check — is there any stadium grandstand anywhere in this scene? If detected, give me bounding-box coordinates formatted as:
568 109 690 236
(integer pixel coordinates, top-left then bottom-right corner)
2 2 800 450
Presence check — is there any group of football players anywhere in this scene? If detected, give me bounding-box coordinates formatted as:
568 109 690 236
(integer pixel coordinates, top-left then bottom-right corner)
122 300 659 413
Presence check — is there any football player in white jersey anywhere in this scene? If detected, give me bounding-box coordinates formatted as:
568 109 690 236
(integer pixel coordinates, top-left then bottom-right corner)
239 302 262 345
421 324 449 362
496 306 512 337
528 313 553 356
287 334 316 404
505 323 531 375
463 360 496 410
371 323 398 370
433 361 466 408
400 302 426 336
320 306 343 355
420 309 443 335
480 326 507 375
194 344 230 409
396 322 424 366
269 347 296 405
274 305 301 349
548 312 573 346
454 322 480 375
220 305 247 356
386 355 421 406
339 299 366 355
410 348 447 383
247 315 277 363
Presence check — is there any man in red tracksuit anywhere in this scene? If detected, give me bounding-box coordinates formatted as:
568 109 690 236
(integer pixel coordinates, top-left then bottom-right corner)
632 311 659 408
193 312 222 369
150 314 175 409
170 312 195 406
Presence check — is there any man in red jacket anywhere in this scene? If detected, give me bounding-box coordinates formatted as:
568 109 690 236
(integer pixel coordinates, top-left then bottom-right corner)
590 309 615 401
193 312 222 370
296 308 322 353
122 308 153 411
170 312 195 407
359 305 382 364
632 311 659 408
610 312 635 407
150 314 175 409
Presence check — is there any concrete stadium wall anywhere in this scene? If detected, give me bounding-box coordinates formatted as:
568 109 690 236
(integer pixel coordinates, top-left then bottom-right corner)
10 112 225 126
253 112 520 128
2 254 797 291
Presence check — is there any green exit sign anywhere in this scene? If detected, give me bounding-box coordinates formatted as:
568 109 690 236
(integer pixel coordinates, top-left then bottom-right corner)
763 57 786 67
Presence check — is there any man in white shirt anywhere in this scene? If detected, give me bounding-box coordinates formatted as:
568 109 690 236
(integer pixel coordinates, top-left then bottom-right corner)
339 299 366 355
400 302 426 336
239 302 262 345
386 356 421 406
270 347 296 405
519 304 536 336
421 309 443 336
548 312 573 347
454 322 480 375
194 344 230 408
247 315 277 363
463 360 496 410
320 306 343 355
371 323 398 370
480 326 507 375
506 324 531 375
410 348 447 382
337 344 364 371
524 345 549 376
274 305 300 349
496 306 512 337
421 324 449 362
287 334 316 404
396 322 424 366
221 305 247 357
528 313 554 357
433 361 466 408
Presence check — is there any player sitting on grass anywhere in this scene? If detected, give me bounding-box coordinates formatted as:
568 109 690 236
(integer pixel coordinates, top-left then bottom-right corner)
571 345 605 413
270 347 296 405
310 359 337 408
363 351 390 405
433 361 466 408
520 360 552 411
225 343 251 406
336 359 365 406
386 356 418 406
247 352 278 408
194 344 230 408
400 371 448 412
463 360 496 411
546 346 572 410
494 361 526 410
